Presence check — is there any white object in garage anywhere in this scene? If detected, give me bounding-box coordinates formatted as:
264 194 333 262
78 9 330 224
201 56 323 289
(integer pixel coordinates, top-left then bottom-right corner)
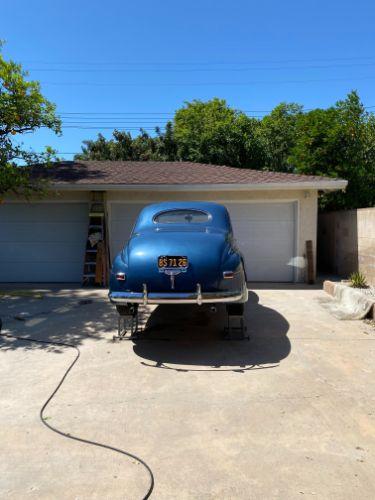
0 203 88 282
109 201 296 282
226 202 296 282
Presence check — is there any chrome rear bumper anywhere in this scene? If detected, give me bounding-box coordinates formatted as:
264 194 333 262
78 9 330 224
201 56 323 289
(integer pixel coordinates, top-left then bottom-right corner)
109 283 246 306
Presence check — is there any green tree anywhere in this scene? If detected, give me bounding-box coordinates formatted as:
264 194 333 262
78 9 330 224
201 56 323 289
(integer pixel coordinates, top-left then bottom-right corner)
173 98 265 168
154 122 177 161
76 131 133 161
75 122 177 162
260 103 303 172
290 91 375 210
0 45 61 199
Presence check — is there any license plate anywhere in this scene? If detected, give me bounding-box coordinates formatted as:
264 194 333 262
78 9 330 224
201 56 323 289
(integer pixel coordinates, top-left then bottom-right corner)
158 256 188 269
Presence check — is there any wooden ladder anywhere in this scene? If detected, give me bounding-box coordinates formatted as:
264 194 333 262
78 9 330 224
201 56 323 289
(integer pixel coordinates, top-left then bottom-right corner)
82 193 109 286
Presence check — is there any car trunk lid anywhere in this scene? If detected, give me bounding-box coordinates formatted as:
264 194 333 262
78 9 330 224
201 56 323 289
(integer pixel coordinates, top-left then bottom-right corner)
125 228 228 293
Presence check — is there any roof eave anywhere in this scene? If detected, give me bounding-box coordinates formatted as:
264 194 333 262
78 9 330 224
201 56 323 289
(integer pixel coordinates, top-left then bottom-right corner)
49 180 348 192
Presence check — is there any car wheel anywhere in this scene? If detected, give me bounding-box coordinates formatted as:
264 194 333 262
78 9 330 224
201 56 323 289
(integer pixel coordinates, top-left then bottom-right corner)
226 303 244 316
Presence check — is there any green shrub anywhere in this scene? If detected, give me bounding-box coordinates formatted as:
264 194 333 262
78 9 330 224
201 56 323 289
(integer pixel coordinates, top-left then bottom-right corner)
349 271 368 288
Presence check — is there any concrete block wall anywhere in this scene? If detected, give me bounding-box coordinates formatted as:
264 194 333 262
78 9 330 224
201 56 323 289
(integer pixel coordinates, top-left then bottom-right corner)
358 208 375 285
318 208 375 285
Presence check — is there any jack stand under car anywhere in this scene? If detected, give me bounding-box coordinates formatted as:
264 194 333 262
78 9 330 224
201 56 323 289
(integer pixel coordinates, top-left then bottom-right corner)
112 302 248 341
113 304 140 341
224 304 249 340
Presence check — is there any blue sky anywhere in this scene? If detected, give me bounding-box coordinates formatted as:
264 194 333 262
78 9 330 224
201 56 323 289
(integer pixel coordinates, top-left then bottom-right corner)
2 0 375 159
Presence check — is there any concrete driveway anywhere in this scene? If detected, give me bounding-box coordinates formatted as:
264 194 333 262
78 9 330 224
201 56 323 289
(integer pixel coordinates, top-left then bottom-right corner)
0 284 374 499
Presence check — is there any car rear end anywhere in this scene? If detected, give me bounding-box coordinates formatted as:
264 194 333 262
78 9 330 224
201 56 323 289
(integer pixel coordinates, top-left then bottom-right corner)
109 204 247 306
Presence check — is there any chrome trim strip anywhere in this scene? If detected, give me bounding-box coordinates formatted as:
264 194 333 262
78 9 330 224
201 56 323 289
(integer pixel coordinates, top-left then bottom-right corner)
109 289 244 305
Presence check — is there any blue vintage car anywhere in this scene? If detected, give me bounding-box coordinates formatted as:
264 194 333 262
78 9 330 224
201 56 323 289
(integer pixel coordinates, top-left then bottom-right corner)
109 201 248 336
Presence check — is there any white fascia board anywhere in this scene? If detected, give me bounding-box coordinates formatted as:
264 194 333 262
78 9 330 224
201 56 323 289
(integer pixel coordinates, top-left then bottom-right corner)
50 179 348 192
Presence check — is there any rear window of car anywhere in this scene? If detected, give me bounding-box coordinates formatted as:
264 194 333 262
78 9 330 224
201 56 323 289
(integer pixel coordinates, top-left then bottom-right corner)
154 209 210 224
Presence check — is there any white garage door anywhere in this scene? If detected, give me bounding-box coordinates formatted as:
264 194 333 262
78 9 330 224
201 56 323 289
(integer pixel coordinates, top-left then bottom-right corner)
109 201 296 282
226 202 296 282
0 203 88 282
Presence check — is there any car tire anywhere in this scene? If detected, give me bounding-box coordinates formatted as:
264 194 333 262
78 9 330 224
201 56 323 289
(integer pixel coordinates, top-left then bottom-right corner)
226 303 244 316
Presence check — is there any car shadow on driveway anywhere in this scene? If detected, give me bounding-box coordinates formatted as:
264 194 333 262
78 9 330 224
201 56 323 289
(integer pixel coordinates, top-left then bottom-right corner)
133 292 291 371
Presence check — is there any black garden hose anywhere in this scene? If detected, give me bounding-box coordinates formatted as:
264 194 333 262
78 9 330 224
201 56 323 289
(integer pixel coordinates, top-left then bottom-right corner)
0 319 154 499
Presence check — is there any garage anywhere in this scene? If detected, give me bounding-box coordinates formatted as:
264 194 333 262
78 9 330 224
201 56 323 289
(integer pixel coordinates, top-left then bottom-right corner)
2 160 347 284
0 203 88 282
109 201 297 282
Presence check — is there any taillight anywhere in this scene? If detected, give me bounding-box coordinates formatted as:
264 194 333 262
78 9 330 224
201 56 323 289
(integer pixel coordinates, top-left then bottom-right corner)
116 272 126 281
223 271 234 279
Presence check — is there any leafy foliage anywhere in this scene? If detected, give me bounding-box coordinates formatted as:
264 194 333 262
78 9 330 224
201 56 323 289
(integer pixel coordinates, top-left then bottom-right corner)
76 92 375 211
174 99 265 168
260 103 303 172
76 123 177 162
0 44 61 199
289 91 375 210
349 271 368 288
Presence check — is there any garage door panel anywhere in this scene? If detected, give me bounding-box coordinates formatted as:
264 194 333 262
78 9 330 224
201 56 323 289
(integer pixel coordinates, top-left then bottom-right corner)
0 242 86 263
111 220 138 240
0 222 88 242
247 260 294 282
237 236 293 249
0 203 88 282
111 204 146 221
1 262 83 283
232 221 294 240
111 239 128 259
228 203 294 220
238 241 293 261
226 202 296 282
0 204 88 222
109 203 146 260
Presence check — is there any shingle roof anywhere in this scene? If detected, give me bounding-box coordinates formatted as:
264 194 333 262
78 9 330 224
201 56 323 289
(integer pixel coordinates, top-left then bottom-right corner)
32 161 345 188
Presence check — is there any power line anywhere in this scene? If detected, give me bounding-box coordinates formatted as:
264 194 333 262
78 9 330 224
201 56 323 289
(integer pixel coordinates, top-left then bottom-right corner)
26 152 80 155
55 105 375 115
60 121 172 124
21 55 375 65
40 75 375 87
39 125 166 130
59 108 375 114
27 62 375 73
57 112 270 118
59 112 175 115
54 126 166 130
